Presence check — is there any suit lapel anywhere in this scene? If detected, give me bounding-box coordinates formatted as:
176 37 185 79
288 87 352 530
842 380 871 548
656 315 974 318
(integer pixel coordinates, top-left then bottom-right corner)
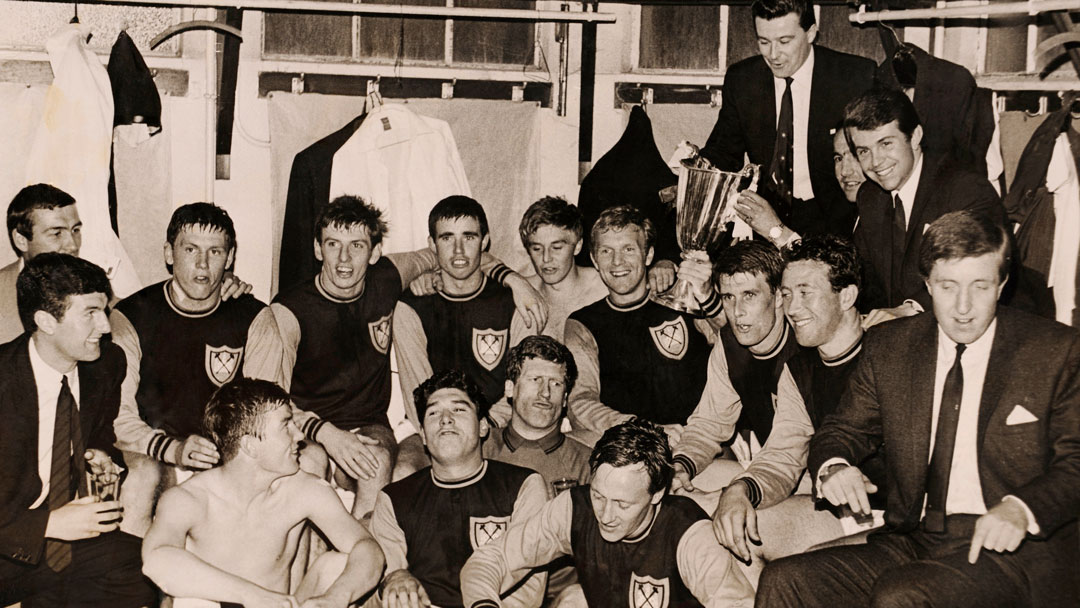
907 319 938 499
978 313 1013 449
756 58 778 152
77 359 101 444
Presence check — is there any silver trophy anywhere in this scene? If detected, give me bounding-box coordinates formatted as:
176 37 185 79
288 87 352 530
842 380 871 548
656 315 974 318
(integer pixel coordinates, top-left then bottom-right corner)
653 158 760 314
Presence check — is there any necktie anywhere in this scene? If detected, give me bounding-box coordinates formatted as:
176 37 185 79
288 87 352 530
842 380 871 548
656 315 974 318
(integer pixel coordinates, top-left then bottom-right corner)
771 77 794 219
890 194 907 296
45 375 84 571
924 343 966 533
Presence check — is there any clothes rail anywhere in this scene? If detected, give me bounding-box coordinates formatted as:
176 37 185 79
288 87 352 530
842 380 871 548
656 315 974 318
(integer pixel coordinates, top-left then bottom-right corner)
850 0 1080 23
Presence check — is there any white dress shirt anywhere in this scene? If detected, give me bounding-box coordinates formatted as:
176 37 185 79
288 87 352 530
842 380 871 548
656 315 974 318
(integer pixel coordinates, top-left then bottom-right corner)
892 153 923 230
28 337 80 509
773 47 814 201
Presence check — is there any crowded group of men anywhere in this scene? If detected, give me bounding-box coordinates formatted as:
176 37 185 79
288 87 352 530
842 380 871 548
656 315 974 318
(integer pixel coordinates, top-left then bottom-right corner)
2 0 1078 606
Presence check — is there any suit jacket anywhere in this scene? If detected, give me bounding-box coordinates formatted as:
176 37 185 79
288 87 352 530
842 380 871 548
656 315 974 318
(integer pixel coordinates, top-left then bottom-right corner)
0 261 22 345
279 114 366 293
853 151 1003 312
701 45 875 237
809 308 1080 579
0 335 126 578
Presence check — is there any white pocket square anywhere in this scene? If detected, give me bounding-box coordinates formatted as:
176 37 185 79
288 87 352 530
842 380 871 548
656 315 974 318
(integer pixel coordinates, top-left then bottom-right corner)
1005 405 1039 425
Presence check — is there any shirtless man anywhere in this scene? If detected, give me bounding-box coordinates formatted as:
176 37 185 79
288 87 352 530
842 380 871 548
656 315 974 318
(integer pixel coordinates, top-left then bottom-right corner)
142 379 384 608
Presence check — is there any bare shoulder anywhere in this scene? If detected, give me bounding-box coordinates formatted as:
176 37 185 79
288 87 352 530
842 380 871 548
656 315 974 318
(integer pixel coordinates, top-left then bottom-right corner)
157 478 209 523
274 471 341 507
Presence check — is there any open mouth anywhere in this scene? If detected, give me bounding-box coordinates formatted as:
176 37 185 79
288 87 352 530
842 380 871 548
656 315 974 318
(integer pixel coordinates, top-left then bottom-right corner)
451 258 470 269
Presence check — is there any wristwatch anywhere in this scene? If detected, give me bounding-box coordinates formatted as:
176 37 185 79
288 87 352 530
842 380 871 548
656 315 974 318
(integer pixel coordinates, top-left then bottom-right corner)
768 224 784 243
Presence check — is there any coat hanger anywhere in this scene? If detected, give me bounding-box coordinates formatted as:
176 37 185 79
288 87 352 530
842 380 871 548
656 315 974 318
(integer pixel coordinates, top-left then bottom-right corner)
366 75 384 115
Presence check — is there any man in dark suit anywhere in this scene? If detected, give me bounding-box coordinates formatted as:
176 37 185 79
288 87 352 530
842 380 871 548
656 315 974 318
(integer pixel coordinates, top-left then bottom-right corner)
757 211 1080 607
845 88 1003 326
701 0 874 244
0 253 155 607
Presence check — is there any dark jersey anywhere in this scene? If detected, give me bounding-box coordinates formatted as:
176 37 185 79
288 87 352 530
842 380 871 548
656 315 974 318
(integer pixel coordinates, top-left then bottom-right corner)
570 488 708 608
114 281 265 438
568 297 711 424
398 277 516 405
721 322 800 443
273 258 402 429
382 460 537 608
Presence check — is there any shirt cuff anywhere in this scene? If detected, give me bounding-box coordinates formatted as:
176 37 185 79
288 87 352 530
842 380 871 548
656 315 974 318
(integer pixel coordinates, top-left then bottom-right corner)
489 263 514 286
303 417 328 443
732 476 763 508
470 601 500 608
697 289 723 318
148 432 179 462
815 458 851 498
1002 495 1041 535
672 454 698 479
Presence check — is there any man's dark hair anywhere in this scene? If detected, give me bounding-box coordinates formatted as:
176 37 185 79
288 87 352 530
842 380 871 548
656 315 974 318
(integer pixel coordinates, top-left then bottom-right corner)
715 239 785 292
752 0 815 30
315 195 388 247
428 196 489 240
505 335 579 395
7 184 77 255
413 369 490 422
589 419 673 495
783 234 861 292
17 252 111 332
589 205 655 257
519 196 583 247
918 211 1012 282
166 202 237 250
203 378 293 462
843 87 921 140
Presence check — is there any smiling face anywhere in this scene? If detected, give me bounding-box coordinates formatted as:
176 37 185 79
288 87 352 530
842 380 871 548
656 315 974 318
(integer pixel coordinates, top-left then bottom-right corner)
719 271 783 350
848 120 922 193
755 12 817 79
16 205 83 260
589 462 663 542
507 357 568 436
833 129 866 203
591 226 653 305
926 253 1004 345
38 292 111 365
421 387 487 466
781 260 845 349
250 403 304 476
525 224 582 286
164 226 234 311
430 217 489 282
315 223 382 299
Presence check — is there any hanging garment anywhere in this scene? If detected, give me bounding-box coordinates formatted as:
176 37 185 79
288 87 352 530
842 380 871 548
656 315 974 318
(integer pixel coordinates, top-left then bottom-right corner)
329 103 471 255
1045 134 1080 325
25 24 141 299
576 105 679 268
279 114 366 292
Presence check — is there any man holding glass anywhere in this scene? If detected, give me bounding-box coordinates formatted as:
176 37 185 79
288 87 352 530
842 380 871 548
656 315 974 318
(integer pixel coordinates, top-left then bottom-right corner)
0 253 154 607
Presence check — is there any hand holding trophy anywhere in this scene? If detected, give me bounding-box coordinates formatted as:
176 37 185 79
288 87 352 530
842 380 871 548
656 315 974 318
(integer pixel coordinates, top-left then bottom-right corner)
653 155 760 314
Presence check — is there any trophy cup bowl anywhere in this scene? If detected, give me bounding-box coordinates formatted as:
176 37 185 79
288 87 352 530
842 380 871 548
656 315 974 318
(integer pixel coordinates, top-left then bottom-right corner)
652 158 760 314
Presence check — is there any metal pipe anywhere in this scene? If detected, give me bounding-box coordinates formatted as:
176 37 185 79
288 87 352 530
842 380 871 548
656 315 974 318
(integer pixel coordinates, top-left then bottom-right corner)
33 0 617 23
851 0 1080 23
204 8 216 202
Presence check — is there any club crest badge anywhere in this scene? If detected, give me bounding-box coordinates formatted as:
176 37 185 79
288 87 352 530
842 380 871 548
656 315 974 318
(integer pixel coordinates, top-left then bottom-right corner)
368 313 393 355
469 516 510 550
205 344 243 386
648 318 688 360
472 328 508 371
629 574 670 608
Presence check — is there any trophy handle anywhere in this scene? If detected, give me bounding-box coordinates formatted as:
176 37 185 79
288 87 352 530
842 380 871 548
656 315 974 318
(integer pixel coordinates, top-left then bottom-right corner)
739 162 761 193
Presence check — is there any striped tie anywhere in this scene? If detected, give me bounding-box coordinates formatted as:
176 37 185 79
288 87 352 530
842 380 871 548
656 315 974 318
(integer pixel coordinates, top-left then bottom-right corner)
45 375 85 571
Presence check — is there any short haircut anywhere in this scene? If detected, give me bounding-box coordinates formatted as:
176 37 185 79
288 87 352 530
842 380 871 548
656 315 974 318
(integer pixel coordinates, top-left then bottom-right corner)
203 378 293 462
918 210 1011 282
166 202 236 251
589 419 673 495
783 234 861 292
315 195 388 247
714 239 785 292
505 335 579 394
413 369 490 422
843 87 921 140
589 205 655 257
518 196 583 248
428 196 489 240
752 0 815 30
7 184 77 255
17 252 111 332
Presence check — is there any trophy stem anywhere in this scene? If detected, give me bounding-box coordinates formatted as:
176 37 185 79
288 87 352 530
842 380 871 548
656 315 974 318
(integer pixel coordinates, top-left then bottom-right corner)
651 250 708 315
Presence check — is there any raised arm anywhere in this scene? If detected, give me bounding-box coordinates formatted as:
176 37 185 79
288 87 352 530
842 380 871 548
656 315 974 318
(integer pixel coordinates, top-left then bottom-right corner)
392 300 432 435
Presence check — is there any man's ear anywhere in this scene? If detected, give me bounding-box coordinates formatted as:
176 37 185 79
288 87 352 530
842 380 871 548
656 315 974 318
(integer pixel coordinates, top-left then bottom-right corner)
428 236 436 253
33 310 58 335
910 124 924 153
479 418 490 440
313 238 324 262
225 247 236 271
645 246 655 267
370 242 383 265
163 242 175 267
504 380 515 401
839 283 859 311
806 23 819 45
573 239 583 257
12 230 29 256
238 434 258 458
482 234 491 252
650 488 665 506
996 274 1009 299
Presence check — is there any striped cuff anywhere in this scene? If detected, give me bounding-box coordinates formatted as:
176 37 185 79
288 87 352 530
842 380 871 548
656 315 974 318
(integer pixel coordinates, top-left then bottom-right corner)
302 417 328 443
735 476 763 508
470 601 500 608
148 432 179 462
672 454 698 479
488 263 514 286
698 289 723 318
